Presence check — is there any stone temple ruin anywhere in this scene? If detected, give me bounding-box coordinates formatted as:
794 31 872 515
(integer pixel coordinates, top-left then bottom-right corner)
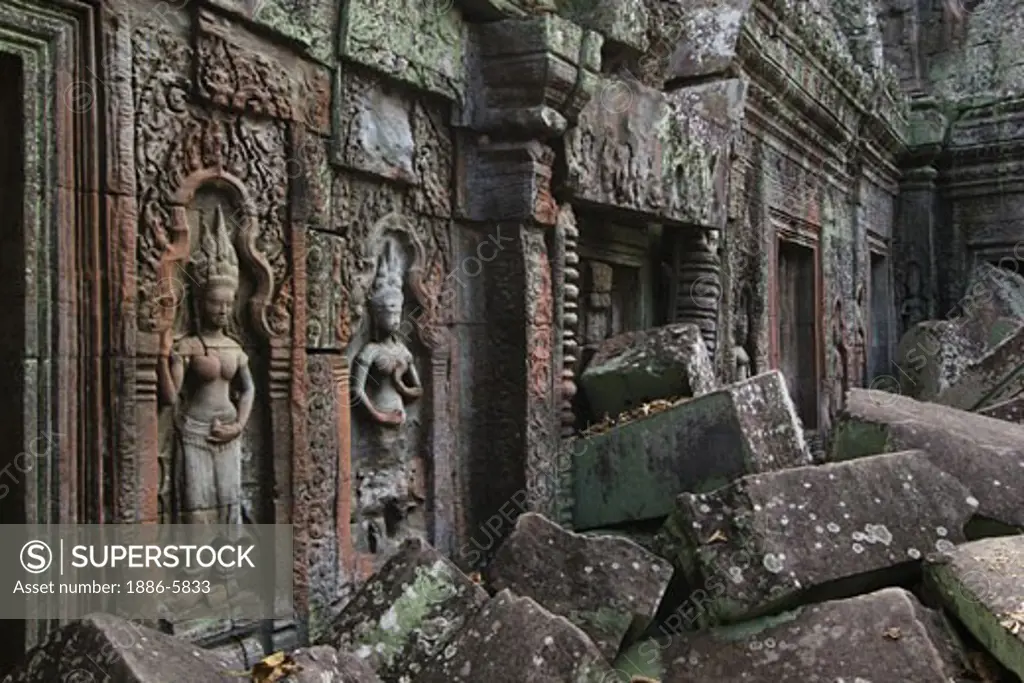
2 0 1024 679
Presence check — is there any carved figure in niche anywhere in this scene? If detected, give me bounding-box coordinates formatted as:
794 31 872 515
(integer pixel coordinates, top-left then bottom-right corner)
827 300 850 423
350 235 426 561
733 288 754 381
853 284 867 386
157 206 255 527
901 262 926 331
352 238 423 431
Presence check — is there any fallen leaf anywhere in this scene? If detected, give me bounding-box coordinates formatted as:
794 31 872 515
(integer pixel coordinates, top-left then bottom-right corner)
883 627 902 640
706 530 727 544
251 651 301 683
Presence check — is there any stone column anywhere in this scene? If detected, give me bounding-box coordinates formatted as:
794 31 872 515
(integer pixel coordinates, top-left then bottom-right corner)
670 229 723 357
456 15 599 547
894 165 939 339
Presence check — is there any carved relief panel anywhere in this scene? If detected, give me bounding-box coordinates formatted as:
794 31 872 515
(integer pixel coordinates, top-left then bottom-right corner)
153 178 276 527
344 213 453 573
130 14 298 545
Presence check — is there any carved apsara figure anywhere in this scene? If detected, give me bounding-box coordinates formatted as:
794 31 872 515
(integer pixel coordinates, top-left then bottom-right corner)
157 207 255 526
828 300 850 422
853 284 867 386
351 238 423 432
732 289 753 381
901 262 926 331
351 237 426 560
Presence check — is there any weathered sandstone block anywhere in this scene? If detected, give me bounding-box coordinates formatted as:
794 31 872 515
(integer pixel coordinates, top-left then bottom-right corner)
657 451 976 625
579 322 716 421
415 589 614 682
483 512 671 660
926 535 1024 680
573 370 812 530
612 588 964 682
316 538 488 681
832 388 1024 528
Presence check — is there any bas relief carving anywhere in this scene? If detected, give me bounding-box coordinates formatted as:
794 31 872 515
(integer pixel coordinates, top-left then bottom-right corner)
157 206 254 526
733 286 754 381
152 176 277 528
827 299 850 425
347 217 441 568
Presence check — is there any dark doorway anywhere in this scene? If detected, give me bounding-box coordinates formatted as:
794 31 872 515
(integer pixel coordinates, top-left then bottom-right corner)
0 51 26 673
776 240 817 428
869 252 891 380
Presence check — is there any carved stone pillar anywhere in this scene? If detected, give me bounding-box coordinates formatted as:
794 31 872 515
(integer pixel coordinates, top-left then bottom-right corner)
670 229 723 357
894 165 938 338
457 14 599 540
583 262 614 348
551 205 580 525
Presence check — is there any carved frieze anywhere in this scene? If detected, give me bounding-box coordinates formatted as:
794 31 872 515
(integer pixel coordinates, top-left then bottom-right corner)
306 230 345 350
565 76 746 228
339 0 465 101
195 9 332 133
331 68 452 217
133 24 292 339
204 0 338 64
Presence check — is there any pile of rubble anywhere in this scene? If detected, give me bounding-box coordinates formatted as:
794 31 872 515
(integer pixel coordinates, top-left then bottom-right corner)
5 314 1024 681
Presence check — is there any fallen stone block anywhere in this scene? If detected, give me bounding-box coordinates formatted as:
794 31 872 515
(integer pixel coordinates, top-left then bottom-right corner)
980 394 1024 423
579 322 716 422
573 370 812 530
657 451 976 626
611 588 965 682
415 589 614 682
925 535 1024 680
958 261 1024 346
483 512 671 660
831 388 1024 528
1 613 242 682
285 646 383 682
935 322 1024 411
894 320 985 401
316 538 488 682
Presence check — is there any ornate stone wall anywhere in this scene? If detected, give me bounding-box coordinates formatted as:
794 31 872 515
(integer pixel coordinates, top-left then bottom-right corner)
0 0 924 665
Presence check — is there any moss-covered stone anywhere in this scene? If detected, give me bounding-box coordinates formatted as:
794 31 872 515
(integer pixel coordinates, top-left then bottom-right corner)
573 370 811 530
318 538 488 681
925 535 1024 680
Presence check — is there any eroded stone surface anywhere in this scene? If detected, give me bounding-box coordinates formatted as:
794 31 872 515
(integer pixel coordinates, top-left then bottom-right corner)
832 388 1024 528
338 0 465 100
415 589 614 682
935 322 1024 411
566 76 746 227
612 588 964 682
665 0 751 81
579 322 717 421
894 320 985 401
556 0 649 52
573 370 812 530
285 646 384 682
483 512 671 660
1 613 241 682
317 538 488 681
658 451 976 625
926 535 1024 680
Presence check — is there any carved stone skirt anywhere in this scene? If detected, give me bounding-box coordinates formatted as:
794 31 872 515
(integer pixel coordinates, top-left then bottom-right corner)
176 415 242 527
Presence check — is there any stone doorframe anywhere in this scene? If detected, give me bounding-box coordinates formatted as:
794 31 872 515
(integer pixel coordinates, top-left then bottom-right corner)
769 216 824 425
0 0 109 649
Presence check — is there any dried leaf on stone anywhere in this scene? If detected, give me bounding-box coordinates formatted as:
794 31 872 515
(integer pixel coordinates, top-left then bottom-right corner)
998 610 1024 636
705 529 727 544
883 627 902 640
251 651 301 683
